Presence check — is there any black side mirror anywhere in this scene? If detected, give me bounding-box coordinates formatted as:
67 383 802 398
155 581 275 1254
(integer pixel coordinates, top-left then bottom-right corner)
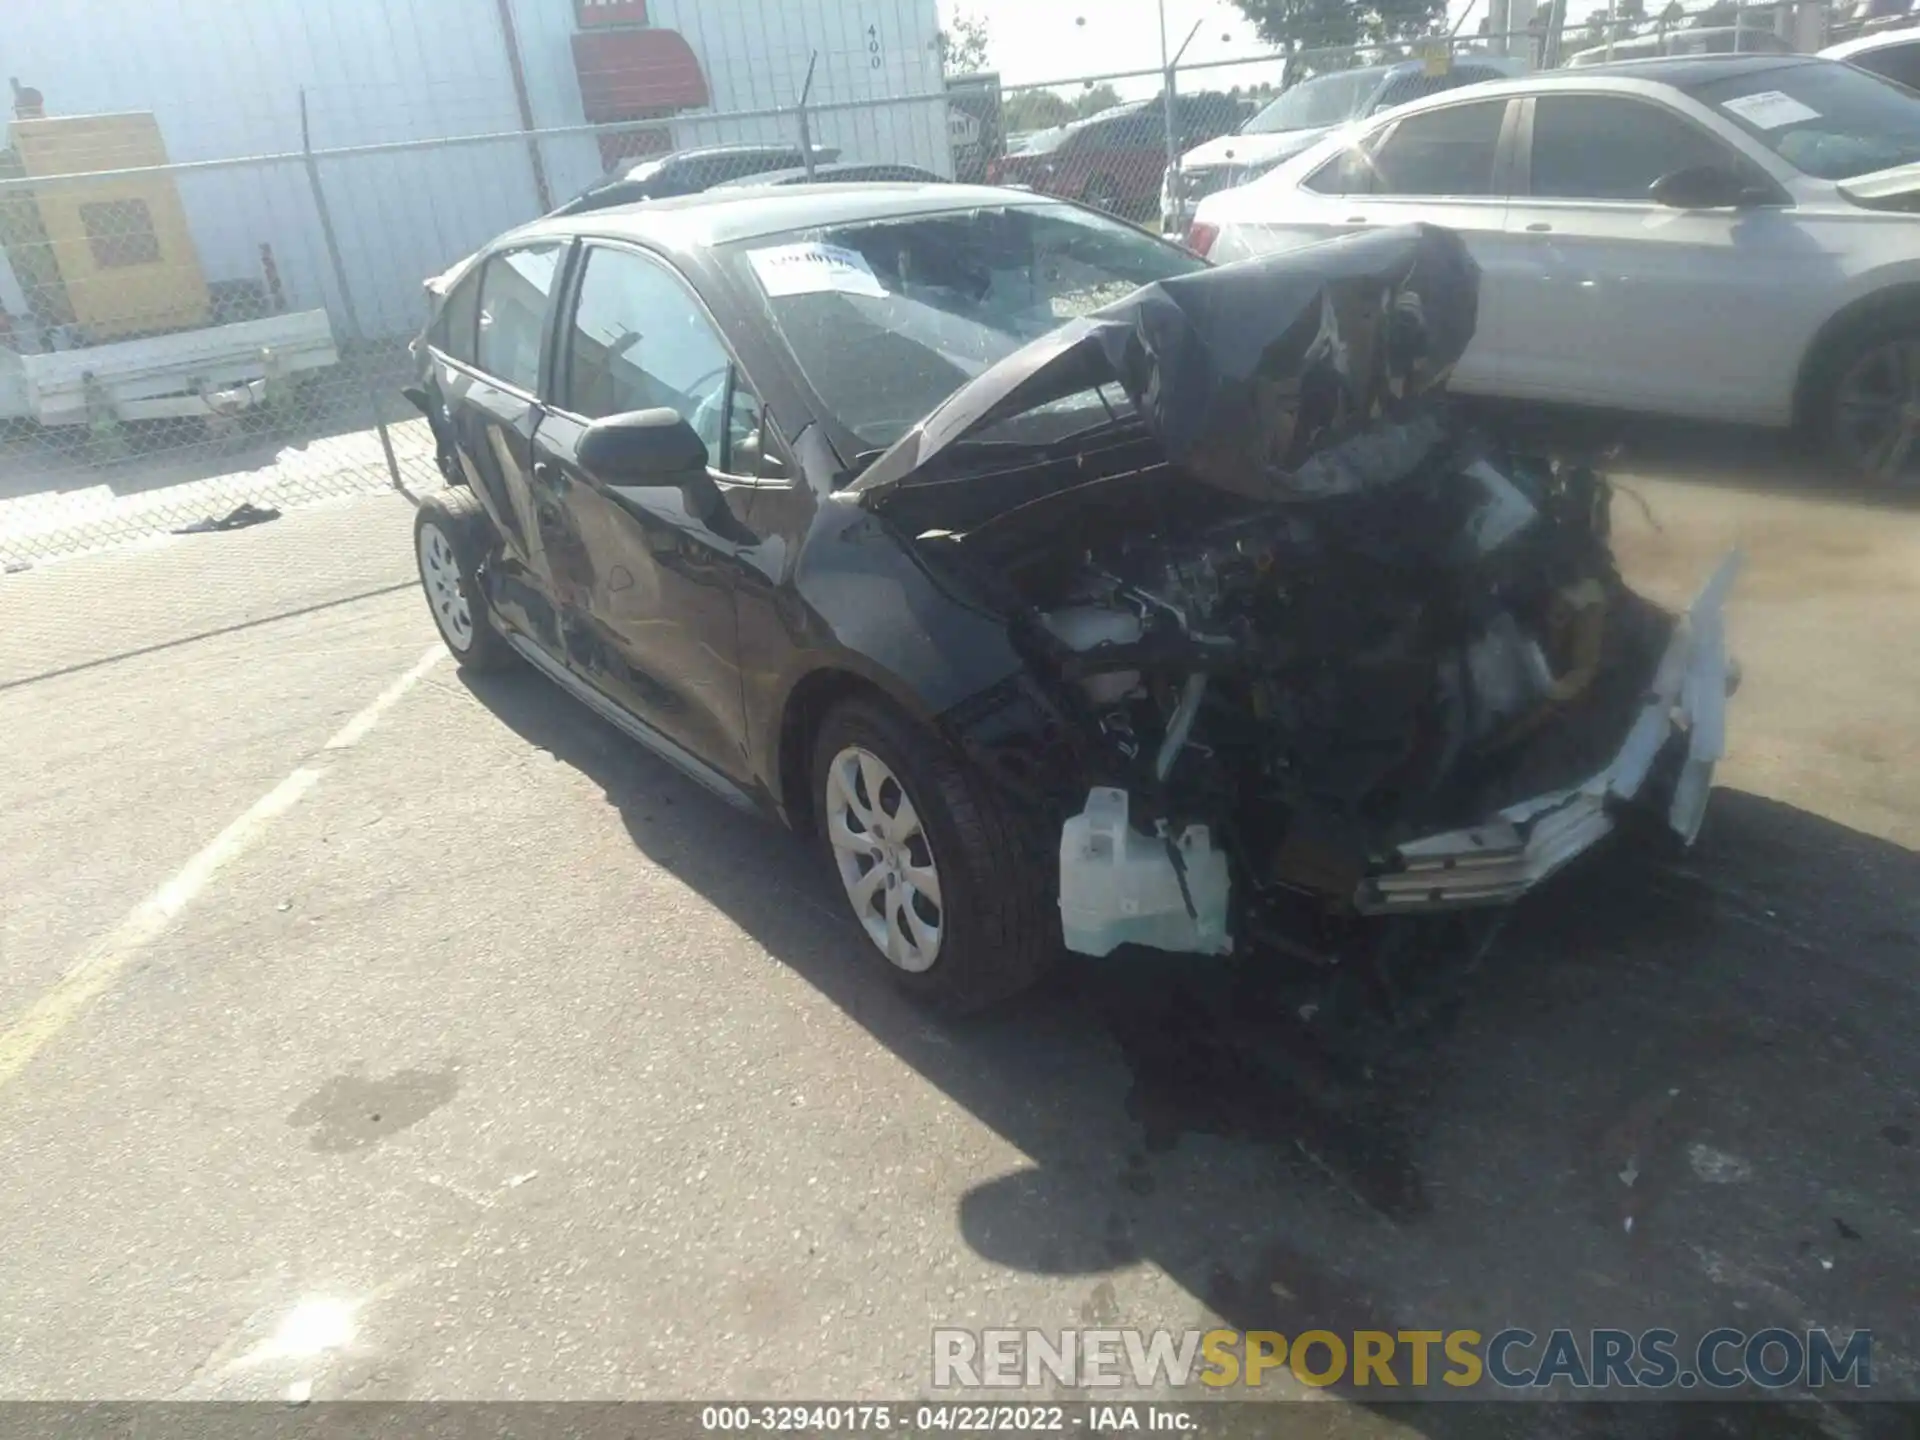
579 407 707 481
1649 164 1759 210
578 407 722 519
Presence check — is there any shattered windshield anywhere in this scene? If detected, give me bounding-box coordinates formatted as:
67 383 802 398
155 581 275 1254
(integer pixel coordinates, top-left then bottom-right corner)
1691 60 1920 179
730 203 1204 451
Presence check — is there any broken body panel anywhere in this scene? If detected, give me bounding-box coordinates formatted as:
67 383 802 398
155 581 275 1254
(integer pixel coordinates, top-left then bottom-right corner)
845 225 1738 958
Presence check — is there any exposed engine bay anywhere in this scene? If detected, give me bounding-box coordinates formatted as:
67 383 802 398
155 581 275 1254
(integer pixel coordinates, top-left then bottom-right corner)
849 225 1738 967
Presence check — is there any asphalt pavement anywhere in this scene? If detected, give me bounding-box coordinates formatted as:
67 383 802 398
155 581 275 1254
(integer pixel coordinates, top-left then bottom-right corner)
1 455 1917 1433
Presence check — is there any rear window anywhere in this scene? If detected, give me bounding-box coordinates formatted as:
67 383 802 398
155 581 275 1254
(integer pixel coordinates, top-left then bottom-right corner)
430 271 482 364
1243 70 1384 133
1847 40 1920 92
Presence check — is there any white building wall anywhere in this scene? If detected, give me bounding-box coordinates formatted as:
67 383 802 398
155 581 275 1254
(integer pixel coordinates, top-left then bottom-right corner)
653 0 949 176
0 0 544 336
0 0 948 340
505 0 951 200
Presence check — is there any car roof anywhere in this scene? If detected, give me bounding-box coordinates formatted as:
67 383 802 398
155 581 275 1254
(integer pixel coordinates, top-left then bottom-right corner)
713 162 938 188
1823 24 1920 60
1538 52 1820 86
1344 51 1828 114
509 183 1058 251
647 143 802 164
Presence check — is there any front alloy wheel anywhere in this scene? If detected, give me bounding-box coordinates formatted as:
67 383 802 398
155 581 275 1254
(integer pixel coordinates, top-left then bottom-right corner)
1831 335 1920 487
810 696 1055 1013
825 745 944 972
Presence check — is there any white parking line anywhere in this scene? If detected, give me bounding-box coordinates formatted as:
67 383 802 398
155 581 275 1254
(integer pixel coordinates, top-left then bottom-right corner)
0 644 445 1094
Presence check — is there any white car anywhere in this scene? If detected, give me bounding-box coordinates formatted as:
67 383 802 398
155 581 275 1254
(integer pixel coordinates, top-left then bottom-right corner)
1821 24 1920 89
1190 54 1920 484
1161 56 1524 234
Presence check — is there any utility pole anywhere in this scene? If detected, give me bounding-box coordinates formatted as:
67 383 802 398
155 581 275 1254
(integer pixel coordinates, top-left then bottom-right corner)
1160 0 1179 221
1160 2 1204 234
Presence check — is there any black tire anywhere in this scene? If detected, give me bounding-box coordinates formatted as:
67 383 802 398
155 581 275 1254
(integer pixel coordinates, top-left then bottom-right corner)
1807 310 1920 489
413 489 514 671
811 695 1057 1014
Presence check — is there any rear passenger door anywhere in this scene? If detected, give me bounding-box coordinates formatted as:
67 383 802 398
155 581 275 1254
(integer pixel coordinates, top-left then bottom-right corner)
531 241 773 779
426 242 565 584
1315 97 1523 390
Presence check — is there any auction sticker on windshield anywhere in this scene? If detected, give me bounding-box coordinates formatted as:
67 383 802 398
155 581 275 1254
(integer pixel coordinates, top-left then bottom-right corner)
1721 90 1821 130
748 242 888 298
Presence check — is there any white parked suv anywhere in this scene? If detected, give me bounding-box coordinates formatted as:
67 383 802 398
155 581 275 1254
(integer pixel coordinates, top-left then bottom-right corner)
1190 55 1920 484
1821 24 1920 89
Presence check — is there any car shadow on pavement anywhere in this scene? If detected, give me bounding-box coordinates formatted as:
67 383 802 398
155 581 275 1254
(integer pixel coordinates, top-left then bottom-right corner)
462 665 1920 1436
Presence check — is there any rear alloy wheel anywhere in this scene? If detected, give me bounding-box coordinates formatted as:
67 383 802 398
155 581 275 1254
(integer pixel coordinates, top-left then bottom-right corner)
1826 331 1920 488
811 696 1056 1013
413 490 513 671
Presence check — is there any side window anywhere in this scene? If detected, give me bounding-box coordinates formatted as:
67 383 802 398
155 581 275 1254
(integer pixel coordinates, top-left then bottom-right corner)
1368 100 1508 196
1529 96 1738 201
476 244 563 392
562 245 764 472
1303 145 1374 195
428 271 482 364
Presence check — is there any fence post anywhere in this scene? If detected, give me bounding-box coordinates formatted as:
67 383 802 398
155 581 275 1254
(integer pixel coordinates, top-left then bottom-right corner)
797 53 820 180
299 87 404 497
490 0 555 212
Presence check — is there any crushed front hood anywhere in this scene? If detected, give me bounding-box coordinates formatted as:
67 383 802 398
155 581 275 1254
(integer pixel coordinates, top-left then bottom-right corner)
848 223 1479 510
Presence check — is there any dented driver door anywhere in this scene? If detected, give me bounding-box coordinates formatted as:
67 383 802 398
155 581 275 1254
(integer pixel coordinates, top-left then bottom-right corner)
530 242 763 782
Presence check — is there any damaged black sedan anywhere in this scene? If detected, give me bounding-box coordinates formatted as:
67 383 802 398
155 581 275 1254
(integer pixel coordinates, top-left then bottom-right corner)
406 185 1738 1013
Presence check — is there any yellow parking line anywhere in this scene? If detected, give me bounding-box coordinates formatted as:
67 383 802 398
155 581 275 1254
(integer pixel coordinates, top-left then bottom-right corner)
0 644 444 1093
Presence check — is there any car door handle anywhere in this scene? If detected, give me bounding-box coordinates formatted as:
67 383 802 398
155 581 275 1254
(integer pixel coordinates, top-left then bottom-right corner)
1524 222 1553 233
1346 214 1368 224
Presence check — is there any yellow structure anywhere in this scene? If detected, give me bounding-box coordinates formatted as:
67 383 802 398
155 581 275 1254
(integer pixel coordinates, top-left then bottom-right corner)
9 112 211 340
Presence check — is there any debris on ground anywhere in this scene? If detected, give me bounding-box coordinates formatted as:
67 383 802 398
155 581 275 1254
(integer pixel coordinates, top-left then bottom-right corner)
172 501 283 535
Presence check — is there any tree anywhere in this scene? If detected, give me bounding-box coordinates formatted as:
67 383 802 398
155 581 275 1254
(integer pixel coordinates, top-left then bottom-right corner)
939 8 992 76
1072 83 1124 119
1228 0 1447 76
1002 89 1073 132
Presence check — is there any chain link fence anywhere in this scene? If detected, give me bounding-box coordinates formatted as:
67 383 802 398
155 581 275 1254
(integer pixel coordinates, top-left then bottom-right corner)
0 0 952 569
0 0 1859 570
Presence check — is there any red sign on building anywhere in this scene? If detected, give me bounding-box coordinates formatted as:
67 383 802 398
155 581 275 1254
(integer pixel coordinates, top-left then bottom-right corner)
575 0 648 28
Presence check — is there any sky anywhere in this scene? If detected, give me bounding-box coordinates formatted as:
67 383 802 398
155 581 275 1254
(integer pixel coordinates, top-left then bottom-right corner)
936 0 1507 95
